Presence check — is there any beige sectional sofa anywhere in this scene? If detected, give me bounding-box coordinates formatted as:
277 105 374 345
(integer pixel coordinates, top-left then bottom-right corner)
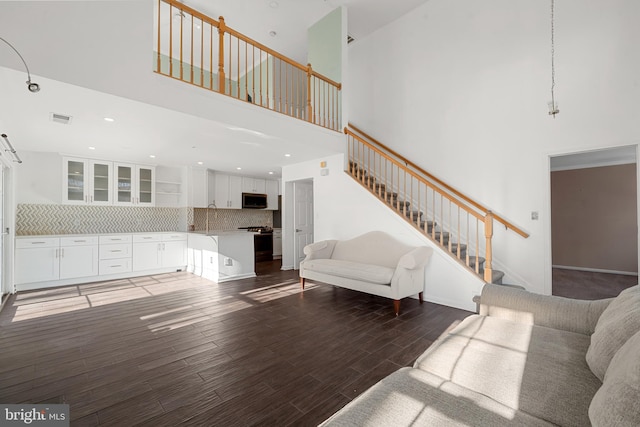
299 231 432 315
320 284 640 426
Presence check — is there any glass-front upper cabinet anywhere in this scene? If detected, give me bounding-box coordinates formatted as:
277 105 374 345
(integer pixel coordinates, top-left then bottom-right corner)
113 163 155 206
137 166 154 205
90 161 112 205
63 157 112 205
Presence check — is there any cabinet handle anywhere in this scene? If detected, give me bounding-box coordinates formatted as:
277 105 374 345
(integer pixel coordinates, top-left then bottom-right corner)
110 250 122 253
162 243 165 250
143 237 153 239
61 248 65 258
90 195 93 203
111 264 122 267
30 241 46 245
74 240 86 243
55 248 59 258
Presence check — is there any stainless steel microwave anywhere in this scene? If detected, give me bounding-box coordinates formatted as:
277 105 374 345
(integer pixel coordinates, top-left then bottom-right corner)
242 193 267 209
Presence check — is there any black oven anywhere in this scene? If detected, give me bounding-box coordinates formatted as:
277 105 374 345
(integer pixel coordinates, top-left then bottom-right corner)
254 232 273 262
239 226 273 262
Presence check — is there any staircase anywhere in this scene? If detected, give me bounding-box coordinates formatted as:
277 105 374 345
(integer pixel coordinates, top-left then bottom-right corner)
345 125 529 284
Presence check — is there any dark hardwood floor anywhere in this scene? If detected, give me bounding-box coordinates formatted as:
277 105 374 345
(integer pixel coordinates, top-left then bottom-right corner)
0 261 472 426
552 267 637 300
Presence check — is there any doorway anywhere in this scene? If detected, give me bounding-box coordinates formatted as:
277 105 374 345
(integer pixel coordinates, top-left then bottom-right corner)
293 180 313 270
550 146 638 299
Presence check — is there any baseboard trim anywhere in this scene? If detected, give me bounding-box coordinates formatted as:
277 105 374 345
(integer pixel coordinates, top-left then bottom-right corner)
553 265 638 276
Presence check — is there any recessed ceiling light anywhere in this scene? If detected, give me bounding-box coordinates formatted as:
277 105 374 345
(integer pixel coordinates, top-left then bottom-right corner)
236 167 242 170
269 1 279 8
149 155 156 158
269 30 277 37
268 171 274 175
104 117 115 122
88 146 96 150
197 161 203 165
284 154 291 157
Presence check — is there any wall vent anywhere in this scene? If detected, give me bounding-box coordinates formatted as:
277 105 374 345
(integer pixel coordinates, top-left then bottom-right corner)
50 113 72 125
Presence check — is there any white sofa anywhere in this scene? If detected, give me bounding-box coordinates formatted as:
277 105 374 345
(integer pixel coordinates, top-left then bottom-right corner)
320 284 640 426
299 231 432 315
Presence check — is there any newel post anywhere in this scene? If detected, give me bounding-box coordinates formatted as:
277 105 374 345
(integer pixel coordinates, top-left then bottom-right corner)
217 16 226 93
484 211 494 283
306 63 313 123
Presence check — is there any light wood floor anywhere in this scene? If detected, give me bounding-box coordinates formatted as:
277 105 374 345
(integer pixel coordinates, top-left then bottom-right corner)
0 262 472 426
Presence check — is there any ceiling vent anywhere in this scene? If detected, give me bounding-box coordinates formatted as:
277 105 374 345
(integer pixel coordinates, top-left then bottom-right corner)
347 34 355 44
50 112 72 125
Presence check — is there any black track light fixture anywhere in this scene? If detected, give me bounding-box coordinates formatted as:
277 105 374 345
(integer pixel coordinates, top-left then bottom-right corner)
0 36 40 93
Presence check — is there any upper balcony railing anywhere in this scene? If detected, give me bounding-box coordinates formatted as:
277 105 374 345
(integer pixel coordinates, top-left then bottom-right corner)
154 0 342 132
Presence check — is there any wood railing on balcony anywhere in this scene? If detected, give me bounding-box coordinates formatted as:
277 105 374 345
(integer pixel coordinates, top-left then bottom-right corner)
154 0 342 131
345 125 529 283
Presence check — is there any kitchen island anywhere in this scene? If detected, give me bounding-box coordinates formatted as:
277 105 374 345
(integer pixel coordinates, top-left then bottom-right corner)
187 231 256 282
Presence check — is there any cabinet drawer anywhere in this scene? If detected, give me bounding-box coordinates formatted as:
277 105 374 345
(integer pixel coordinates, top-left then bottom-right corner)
99 258 132 275
60 236 99 246
99 235 132 244
133 234 162 243
162 233 187 241
16 237 59 249
99 243 132 260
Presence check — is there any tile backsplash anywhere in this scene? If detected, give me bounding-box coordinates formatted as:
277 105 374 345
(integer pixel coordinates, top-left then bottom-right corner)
16 204 187 235
16 204 274 236
191 208 273 231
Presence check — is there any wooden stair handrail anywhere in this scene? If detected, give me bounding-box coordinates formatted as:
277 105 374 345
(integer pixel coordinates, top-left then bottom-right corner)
161 0 341 91
346 124 529 238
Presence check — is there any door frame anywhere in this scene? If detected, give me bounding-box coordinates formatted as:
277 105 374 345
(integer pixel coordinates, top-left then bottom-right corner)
544 144 639 295
0 155 16 308
281 178 314 270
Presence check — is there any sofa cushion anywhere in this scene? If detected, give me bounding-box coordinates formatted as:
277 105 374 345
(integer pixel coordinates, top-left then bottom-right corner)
301 258 394 285
589 329 640 426
586 285 640 381
413 315 600 427
319 367 555 427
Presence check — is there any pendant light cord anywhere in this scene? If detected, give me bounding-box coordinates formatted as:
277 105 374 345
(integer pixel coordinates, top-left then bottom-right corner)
550 0 557 111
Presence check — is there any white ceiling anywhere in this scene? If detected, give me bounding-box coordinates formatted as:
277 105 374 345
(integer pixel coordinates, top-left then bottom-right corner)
0 0 430 178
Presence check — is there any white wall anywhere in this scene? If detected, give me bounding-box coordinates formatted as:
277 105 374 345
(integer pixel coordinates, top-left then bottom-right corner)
282 153 484 311
347 0 640 294
16 151 61 204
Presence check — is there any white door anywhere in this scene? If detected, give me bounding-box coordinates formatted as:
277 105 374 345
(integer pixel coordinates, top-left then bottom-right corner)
293 181 313 269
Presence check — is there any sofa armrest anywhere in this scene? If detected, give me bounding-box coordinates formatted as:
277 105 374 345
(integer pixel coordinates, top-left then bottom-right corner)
479 284 613 335
302 240 337 260
397 247 432 270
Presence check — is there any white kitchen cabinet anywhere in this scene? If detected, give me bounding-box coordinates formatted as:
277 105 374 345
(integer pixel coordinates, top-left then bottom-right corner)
266 180 279 210
242 177 266 194
272 229 282 259
15 236 99 285
15 237 60 284
99 235 133 275
133 233 187 272
59 236 99 279
113 163 155 206
190 168 209 208
213 173 242 209
63 157 113 205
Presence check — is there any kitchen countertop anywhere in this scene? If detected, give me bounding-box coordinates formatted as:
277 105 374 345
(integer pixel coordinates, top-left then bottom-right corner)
189 230 258 236
17 231 188 238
